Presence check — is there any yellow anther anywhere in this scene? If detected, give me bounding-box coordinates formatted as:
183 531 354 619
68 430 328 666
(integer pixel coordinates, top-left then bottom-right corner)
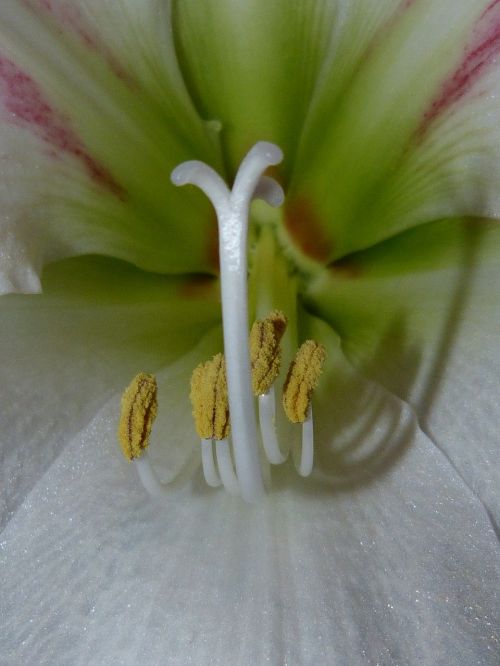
190 353 230 440
250 310 288 395
118 372 158 461
282 340 326 423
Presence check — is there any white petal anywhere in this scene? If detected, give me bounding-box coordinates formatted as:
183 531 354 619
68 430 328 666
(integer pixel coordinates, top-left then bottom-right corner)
284 0 500 264
0 255 220 528
0 0 221 290
1 322 498 665
307 218 500 525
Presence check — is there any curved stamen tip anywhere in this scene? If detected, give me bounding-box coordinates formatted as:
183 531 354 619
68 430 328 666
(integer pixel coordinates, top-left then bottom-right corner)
252 141 284 165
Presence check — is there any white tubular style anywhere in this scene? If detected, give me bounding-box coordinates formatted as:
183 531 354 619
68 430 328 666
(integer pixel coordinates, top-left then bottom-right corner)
215 439 241 496
134 450 199 498
172 142 284 503
201 438 222 488
258 388 287 464
297 405 314 477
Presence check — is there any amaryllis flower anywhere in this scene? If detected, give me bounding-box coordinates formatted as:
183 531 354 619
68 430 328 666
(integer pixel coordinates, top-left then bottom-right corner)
1 1 499 663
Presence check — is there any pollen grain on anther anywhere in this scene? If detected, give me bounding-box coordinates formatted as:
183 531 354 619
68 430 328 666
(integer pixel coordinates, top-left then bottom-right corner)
250 310 288 396
190 354 230 441
118 372 158 461
282 340 326 423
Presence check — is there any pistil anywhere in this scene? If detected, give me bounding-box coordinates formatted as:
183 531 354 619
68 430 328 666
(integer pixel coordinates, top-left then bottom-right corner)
172 142 284 503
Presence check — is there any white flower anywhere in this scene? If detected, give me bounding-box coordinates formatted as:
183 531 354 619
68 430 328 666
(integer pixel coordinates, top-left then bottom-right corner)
0 1 499 664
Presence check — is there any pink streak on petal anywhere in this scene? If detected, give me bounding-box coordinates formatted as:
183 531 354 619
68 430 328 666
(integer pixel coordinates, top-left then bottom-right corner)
0 56 125 199
419 1 500 135
399 0 418 12
27 0 134 86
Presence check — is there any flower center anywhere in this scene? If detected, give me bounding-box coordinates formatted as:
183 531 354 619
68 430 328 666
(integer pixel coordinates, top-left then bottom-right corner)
118 143 325 503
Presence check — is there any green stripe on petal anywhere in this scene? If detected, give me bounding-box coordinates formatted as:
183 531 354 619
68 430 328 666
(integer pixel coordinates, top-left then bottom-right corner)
0 1 223 289
172 0 338 183
285 0 500 264
305 216 500 407
305 214 500 521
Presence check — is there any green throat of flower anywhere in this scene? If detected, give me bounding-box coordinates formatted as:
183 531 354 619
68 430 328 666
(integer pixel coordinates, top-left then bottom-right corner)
118 143 325 504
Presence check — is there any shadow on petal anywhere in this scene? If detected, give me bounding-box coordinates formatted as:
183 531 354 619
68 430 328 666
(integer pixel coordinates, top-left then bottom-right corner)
300 218 485 494
309 319 420 493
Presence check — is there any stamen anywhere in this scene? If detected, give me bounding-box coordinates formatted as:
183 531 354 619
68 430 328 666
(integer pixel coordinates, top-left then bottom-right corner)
118 372 158 461
119 373 196 497
282 341 326 477
172 142 284 503
190 354 230 441
282 340 326 423
190 356 229 488
250 310 288 464
250 310 287 396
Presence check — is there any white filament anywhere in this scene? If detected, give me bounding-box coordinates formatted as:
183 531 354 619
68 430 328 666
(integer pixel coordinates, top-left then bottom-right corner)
172 142 284 503
215 439 241 496
258 388 287 464
134 450 198 498
201 438 222 488
297 405 314 477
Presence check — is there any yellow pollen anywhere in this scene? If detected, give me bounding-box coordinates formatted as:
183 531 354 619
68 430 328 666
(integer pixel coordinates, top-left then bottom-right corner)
282 340 326 423
118 372 158 461
250 310 288 395
190 353 230 440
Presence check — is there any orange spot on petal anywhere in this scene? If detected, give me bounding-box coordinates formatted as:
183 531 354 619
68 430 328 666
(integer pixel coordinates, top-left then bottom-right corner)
179 275 218 300
329 256 363 279
284 197 332 263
